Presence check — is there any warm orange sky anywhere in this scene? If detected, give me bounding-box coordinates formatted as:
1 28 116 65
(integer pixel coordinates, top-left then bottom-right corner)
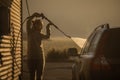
22 0 120 38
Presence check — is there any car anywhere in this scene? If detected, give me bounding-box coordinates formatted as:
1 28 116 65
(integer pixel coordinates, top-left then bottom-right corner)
72 24 120 80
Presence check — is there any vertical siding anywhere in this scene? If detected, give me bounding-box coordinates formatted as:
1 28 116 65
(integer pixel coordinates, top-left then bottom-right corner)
0 0 22 80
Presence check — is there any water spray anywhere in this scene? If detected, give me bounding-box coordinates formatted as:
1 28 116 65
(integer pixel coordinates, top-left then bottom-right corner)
40 13 87 48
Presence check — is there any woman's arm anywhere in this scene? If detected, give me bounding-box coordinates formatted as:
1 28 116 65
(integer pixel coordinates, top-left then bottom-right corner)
41 23 52 39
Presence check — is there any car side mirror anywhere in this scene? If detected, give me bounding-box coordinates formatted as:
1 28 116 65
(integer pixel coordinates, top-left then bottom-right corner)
67 48 79 57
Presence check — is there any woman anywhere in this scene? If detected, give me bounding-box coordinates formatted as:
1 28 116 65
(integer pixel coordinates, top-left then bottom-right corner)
26 12 51 80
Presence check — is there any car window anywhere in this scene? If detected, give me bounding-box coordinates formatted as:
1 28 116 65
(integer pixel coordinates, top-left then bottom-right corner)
81 32 96 55
81 29 106 55
88 31 101 53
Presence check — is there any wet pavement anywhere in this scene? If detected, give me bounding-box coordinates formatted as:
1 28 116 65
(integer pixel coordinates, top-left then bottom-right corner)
22 58 73 80
43 62 73 80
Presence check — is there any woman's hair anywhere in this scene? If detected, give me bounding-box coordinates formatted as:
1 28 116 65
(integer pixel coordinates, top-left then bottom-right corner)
32 19 43 30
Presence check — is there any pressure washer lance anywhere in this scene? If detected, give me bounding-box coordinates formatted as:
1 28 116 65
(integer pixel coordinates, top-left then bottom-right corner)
26 13 71 38
41 13 71 38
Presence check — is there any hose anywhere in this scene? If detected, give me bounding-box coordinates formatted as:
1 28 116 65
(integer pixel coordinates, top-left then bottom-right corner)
41 13 71 38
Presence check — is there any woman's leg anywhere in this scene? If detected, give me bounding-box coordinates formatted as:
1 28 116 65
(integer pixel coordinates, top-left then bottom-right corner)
36 55 44 80
28 59 36 80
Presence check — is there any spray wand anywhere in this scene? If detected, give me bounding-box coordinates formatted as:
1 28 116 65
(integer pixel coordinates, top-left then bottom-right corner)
25 13 71 38
41 13 71 38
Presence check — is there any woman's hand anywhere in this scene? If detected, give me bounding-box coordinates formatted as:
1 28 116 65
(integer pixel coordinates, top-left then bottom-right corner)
32 12 41 17
27 12 42 20
46 23 53 28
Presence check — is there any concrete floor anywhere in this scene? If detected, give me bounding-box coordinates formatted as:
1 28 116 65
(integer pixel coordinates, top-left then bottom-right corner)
22 58 73 80
43 62 73 80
